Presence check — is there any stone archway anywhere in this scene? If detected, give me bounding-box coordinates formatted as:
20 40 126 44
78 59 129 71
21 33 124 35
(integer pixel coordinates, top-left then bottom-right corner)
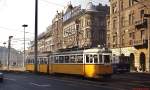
140 52 146 72
130 53 135 71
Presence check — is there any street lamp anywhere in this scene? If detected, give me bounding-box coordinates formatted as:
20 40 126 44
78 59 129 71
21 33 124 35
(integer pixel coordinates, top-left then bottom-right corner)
8 36 13 70
3 42 6 47
22 24 28 68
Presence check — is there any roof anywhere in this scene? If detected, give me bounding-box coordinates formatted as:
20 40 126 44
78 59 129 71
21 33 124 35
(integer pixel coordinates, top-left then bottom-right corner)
85 2 97 12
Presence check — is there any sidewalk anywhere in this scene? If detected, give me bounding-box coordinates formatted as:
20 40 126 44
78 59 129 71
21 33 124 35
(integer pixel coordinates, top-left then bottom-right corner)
130 70 150 75
0 66 26 72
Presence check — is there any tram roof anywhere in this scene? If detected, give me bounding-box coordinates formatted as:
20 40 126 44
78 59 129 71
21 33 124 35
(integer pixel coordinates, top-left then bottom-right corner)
38 53 49 57
83 48 112 53
50 50 84 55
26 53 49 58
50 48 112 55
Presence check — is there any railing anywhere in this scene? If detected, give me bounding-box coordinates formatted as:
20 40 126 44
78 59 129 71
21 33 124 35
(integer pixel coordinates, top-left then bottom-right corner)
135 19 148 29
133 39 148 46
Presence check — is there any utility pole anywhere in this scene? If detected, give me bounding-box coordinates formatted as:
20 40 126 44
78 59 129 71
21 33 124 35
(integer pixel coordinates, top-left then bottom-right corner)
34 0 38 73
7 36 13 70
22 24 28 68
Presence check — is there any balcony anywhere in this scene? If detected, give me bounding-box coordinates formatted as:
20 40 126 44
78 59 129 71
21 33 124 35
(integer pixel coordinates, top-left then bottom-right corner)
133 39 148 48
135 19 148 29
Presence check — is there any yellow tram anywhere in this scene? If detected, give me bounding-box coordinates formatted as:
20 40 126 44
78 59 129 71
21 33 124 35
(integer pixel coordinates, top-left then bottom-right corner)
26 48 113 79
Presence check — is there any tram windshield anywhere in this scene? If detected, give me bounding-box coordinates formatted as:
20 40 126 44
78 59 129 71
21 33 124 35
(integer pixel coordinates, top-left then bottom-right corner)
85 54 98 63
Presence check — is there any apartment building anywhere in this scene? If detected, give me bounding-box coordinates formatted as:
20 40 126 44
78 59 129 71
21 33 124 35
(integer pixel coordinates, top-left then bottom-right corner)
62 2 109 50
52 11 63 52
107 0 150 72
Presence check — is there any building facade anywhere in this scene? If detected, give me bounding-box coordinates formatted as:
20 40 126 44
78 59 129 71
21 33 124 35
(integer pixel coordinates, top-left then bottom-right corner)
27 26 53 58
62 2 109 50
52 12 63 52
26 2 109 65
107 0 150 72
0 47 23 68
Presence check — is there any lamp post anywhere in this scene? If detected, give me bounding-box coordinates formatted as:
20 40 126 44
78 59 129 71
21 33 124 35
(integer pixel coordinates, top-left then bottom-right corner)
22 24 28 68
8 36 13 70
3 42 6 66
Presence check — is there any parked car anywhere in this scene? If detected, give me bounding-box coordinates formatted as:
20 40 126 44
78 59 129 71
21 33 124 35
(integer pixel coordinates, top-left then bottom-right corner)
0 72 3 82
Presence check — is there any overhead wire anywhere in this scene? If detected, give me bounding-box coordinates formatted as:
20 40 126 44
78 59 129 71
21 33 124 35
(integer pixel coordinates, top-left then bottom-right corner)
0 26 34 34
40 0 64 7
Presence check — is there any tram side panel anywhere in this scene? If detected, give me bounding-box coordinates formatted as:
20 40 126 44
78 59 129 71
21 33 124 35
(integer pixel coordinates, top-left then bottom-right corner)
51 64 84 75
26 59 35 72
38 64 48 73
84 64 112 78
38 57 49 73
48 55 85 75
26 64 35 72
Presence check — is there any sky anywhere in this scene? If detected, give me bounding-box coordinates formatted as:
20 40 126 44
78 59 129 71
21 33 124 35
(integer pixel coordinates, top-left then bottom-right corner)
0 0 109 51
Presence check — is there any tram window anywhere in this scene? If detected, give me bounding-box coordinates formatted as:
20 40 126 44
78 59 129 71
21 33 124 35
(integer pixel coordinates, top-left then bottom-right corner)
41 58 44 64
76 55 83 63
65 56 69 63
27 59 30 64
28 59 30 64
54 56 59 63
99 55 102 63
30 60 31 64
46 58 48 64
56 56 59 63
42 59 44 64
50 57 54 63
30 59 31 64
27 59 28 64
94 55 98 63
32 59 34 64
38 58 40 64
59 56 64 63
39 59 41 64
86 55 89 63
25 59 27 64
37 60 39 64
32 59 35 64
29 59 31 64
30 59 32 64
104 55 110 63
90 55 93 63
70 55 75 63
44 58 47 64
